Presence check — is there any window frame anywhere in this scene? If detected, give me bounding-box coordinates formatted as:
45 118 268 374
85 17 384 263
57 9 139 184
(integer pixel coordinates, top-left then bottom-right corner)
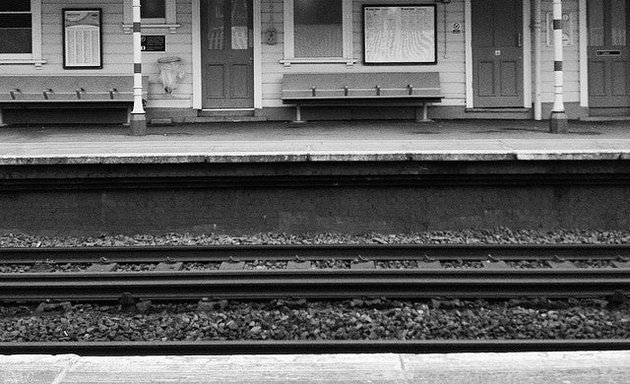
123 0 180 34
140 0 167 24
282 0 355 67
0 0 45 68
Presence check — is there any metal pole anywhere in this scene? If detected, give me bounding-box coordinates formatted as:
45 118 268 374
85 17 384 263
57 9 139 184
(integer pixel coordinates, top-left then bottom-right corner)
549 0 568 133
533 0 542 121
130 0 147 136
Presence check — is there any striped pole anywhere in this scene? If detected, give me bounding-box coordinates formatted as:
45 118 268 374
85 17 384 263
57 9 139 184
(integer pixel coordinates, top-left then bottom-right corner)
130 0 147 136
549 0 568 133
533 0 542 121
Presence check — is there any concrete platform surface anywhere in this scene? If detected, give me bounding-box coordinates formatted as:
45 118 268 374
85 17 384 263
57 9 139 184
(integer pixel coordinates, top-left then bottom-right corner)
1 351 629 384
1 120 630 165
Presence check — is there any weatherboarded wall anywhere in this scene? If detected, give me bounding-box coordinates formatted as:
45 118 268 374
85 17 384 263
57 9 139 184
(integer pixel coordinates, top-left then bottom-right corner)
1 0 583 118
0 0 194 108
259 0 582 117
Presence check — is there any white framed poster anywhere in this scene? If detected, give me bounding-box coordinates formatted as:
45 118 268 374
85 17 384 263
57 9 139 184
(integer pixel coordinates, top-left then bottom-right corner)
363 5 437 65
546 12 574 47
63 9 103 69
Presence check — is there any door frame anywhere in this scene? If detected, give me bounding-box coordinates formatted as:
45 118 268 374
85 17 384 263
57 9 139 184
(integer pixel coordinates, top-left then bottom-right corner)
465 0 531 109
192 0 262 110
583 0 630 110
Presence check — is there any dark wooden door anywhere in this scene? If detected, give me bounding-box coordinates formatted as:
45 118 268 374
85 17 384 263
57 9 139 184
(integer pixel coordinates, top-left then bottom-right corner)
201 0 254 108
588 0 630 108
472 0 523 108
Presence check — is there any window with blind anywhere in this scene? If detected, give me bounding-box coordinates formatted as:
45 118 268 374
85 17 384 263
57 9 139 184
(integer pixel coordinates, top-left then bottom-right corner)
294 0 343 58
0 1 33 54
122 0 179 33
141 0 166 21
282 0 353 66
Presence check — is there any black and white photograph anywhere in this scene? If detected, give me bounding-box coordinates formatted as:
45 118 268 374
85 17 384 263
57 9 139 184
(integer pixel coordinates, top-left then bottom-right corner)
0 0 629 383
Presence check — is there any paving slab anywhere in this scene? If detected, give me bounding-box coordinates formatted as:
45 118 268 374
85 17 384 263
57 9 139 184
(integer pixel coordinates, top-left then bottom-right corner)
1 352 629 384
1 120 630 165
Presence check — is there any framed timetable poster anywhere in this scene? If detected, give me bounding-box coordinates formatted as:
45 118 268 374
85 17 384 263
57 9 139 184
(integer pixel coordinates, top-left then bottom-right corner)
363 5 437 65
63 9 103 69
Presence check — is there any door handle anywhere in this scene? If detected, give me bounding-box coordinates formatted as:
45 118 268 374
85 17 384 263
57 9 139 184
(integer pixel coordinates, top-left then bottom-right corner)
517 33 523 47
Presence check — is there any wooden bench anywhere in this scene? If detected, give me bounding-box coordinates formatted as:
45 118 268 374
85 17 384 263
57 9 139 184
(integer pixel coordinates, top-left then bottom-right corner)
0 76 148 126
281 72 443 123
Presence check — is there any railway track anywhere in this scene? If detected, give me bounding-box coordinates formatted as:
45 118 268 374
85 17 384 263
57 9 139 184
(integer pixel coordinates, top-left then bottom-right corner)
2 244 630 263
1 244 629 302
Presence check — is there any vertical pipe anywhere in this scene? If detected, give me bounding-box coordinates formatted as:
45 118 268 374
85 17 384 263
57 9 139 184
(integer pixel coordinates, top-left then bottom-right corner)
550 0 568 133
130 0 147 136
533 0 542 120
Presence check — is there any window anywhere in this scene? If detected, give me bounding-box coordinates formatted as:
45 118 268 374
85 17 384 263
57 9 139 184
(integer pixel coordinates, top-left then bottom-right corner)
123 0 179 33
141 0 166 21
283 0 354 66
294 0 342 58
0 2 32 54
0 0 44 67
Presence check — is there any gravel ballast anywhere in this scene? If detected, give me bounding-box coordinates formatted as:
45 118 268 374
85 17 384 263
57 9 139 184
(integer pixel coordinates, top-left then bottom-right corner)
2 228 630 248
1 298 628 343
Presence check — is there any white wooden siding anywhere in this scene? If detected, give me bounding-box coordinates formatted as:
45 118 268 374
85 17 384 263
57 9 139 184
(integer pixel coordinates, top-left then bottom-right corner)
0 0 582 112
540 0 580 103
1 0 194 107
262 0 471 108
260 0 582 109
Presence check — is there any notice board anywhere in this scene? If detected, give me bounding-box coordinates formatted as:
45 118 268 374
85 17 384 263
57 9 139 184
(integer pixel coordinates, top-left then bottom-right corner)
63 9 103 69
363 5 437 65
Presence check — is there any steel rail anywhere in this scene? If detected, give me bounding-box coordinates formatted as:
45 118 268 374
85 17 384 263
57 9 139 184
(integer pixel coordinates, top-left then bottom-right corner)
1 339 630 356
1 244 630 264
1 269 629 301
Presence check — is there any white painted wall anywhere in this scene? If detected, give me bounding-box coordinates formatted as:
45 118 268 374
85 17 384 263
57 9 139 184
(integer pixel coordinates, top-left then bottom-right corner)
0 0 194 108
539 0 580 104
259 0 582 109
261 0 468 108
0 0 584 113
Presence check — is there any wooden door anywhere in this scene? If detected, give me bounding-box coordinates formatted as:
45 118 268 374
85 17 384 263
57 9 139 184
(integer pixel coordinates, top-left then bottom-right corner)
588 0 630 108
201 0 254 108
472 0 524 108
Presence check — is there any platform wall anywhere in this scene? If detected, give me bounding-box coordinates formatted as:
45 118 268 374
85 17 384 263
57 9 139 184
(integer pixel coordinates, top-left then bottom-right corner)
1 161 629 235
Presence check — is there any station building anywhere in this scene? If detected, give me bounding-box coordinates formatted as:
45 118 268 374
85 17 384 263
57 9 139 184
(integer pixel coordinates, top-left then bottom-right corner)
0 0 628 126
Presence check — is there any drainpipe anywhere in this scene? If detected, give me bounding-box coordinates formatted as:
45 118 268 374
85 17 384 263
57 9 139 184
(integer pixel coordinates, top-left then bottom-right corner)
549 0 568 133
130 0 147 136
533 0 542 120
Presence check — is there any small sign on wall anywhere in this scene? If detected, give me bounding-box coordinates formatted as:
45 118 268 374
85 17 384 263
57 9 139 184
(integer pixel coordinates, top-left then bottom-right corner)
546 12 574 46
142 35 166 52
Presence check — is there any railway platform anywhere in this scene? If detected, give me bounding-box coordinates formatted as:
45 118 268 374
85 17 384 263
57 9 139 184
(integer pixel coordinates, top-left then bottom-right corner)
0 119 630 164
1 119 630 235
1 351 630 383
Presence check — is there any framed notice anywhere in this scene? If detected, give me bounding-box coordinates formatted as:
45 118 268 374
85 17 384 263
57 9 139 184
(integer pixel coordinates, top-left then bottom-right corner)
363 5 437 65
63 9 103 69
546 12 574 47
142 35 166 52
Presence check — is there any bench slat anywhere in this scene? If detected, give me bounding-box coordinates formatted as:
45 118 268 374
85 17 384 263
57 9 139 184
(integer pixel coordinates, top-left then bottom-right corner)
0 76 147 101
282 72 441 94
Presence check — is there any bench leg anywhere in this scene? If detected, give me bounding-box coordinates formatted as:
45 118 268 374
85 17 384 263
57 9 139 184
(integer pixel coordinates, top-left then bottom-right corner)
123 106 132 126
291 105 307 126
0 108 5 127
416 103 433 123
